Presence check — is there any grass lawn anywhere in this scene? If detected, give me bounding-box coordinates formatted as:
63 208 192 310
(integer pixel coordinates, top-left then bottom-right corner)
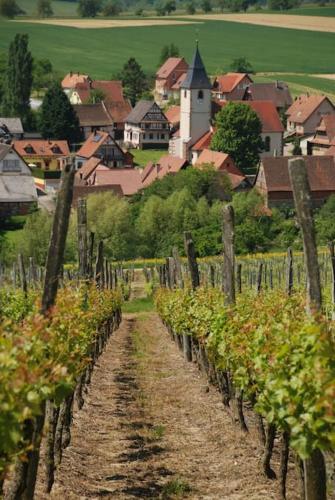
1 19 335 78
254 73 335 99
130 149 166 167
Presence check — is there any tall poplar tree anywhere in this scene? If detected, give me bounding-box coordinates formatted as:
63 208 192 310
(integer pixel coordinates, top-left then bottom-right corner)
39 81 82 143
2 34 33 126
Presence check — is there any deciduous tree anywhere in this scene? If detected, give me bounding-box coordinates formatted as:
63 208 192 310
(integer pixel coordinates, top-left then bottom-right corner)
37 0 53 17
0 0 23 17
77 0 102 17
158 43 179 66
211 102 264 172
230 56 253 73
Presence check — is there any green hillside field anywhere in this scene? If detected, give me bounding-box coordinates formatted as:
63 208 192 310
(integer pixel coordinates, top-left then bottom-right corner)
0 18 335 80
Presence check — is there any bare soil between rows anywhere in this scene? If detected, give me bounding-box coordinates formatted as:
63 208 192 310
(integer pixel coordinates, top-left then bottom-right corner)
35 310 300 499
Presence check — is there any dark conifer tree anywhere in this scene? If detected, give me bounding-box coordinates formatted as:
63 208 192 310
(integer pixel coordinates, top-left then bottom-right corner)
39 81 82 143
119 58 148 107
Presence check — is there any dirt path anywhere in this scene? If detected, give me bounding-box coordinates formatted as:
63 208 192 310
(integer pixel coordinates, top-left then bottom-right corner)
36 277 299 499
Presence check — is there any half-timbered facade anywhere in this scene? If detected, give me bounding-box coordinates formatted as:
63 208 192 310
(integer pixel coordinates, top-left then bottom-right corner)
124 101 169 149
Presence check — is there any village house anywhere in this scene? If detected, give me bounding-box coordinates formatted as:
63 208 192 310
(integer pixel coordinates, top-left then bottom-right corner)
195 149 249 191
124 101 169 150
243 81 293 112
307 115 335 156
0 144 37 218
69 80 126 105
74 102 131 140
13 140 70 170
286 94 335 136
76 130 133 169
0 118 24 142
212 73 253 101
76 163 142 196
155 57 189 103
255 155 335 208
61 72 90 94
141 155 188 187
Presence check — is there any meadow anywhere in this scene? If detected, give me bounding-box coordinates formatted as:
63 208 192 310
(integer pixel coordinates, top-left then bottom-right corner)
0 18 335 79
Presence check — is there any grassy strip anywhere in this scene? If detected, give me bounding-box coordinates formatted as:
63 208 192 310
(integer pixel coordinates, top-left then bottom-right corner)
123 296 154 313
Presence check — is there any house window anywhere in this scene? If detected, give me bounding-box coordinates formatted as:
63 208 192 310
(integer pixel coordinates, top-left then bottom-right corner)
264 136 271 152
149 133 153 140
143 134 146 139
184 90 187 98
24 145 35 154
51 145 61 154
2 159 21 172
198 90 204 100
161 134 165 140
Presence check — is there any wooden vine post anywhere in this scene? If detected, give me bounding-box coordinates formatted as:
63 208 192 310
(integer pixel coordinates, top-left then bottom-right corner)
183 231 200 361
222 205 235 305
77 198 88 279
172 246 184 289
222 205 248 432
328 241 335 316
288 157 326 500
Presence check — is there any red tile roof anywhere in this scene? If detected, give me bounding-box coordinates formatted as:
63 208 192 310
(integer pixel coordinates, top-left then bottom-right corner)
142 155 187 186
104 101 132 123
74 103 113 127
216 100 284 133
286 95 334 124
171 73 187 90
77 156 102 181
213 73 252 93
73 80 125 104
165 105 181 126
94 167 142 196
13 140 70 157
195 149 242 175
192 130 213 151
317 115 335 143
195 149 246 189
156 57 187 79
76 131 110 158
61 72 90 89
259 155 335 192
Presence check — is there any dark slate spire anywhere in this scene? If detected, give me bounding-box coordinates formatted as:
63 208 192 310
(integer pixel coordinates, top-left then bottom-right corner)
181 42 211 90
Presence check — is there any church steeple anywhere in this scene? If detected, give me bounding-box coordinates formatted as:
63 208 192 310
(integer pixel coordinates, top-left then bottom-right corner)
181 43 211 90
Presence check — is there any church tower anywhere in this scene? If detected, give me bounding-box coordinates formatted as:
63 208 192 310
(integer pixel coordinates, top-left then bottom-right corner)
178 43 212 160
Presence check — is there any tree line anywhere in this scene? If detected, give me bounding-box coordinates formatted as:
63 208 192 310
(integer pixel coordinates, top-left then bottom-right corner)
3 163 335 266
0 0 315 19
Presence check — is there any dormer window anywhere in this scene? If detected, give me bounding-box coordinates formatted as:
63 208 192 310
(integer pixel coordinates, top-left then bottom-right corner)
24 145 35 154
51 145 62 154
198 90 204 100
